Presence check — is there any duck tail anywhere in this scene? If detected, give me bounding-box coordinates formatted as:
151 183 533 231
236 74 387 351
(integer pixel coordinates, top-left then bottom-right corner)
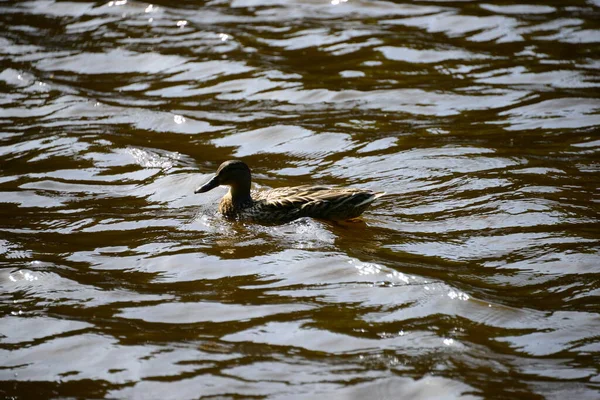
355 191 387 207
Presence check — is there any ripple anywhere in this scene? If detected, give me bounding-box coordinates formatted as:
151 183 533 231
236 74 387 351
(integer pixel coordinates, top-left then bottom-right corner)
222 320 450 353
36 48 188 74
1 333 233 382
248 88 527 116
118 302 314 324
392 233 595 263
378 46 490 63
232 0 444 18
163 60 254 83
19 0 95 17
496 311 600 356
320 146 519 191
320 376 480 400
498 98 600 130
480 4 556 15
475 67 600 88
212 125 355 158
109 373 288 399
0 267 173 307
0 316 91 344
384 11 522 43
257 28 373 51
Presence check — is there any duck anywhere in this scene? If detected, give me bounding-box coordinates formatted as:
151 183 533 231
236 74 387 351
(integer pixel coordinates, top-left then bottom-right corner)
194 160 385 224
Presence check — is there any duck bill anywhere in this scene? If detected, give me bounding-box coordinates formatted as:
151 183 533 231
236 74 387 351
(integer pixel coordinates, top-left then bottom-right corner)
194 175 219 194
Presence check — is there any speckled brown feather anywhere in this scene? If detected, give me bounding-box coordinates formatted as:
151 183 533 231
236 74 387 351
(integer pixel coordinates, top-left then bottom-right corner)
225 186 384 223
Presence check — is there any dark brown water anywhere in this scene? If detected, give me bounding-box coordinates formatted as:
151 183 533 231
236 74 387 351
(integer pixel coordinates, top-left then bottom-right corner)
1 0 599 398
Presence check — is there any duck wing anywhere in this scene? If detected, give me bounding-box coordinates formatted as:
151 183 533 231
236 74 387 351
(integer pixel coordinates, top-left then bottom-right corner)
254 185 332 202
254 186 384 221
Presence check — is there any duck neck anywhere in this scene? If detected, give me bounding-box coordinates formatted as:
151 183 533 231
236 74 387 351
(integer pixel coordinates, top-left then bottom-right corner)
229 182 252 207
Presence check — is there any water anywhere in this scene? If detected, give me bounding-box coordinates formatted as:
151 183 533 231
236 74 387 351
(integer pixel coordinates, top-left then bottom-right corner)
1 0 599 398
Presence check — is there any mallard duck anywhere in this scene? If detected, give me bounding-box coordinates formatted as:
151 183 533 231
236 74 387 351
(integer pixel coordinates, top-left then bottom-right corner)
195 160 385 224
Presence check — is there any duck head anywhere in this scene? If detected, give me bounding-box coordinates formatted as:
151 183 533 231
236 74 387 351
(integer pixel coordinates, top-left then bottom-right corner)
194 160 252 194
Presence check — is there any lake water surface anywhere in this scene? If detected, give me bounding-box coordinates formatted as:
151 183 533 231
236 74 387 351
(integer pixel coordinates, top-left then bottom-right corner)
1 0 599 398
